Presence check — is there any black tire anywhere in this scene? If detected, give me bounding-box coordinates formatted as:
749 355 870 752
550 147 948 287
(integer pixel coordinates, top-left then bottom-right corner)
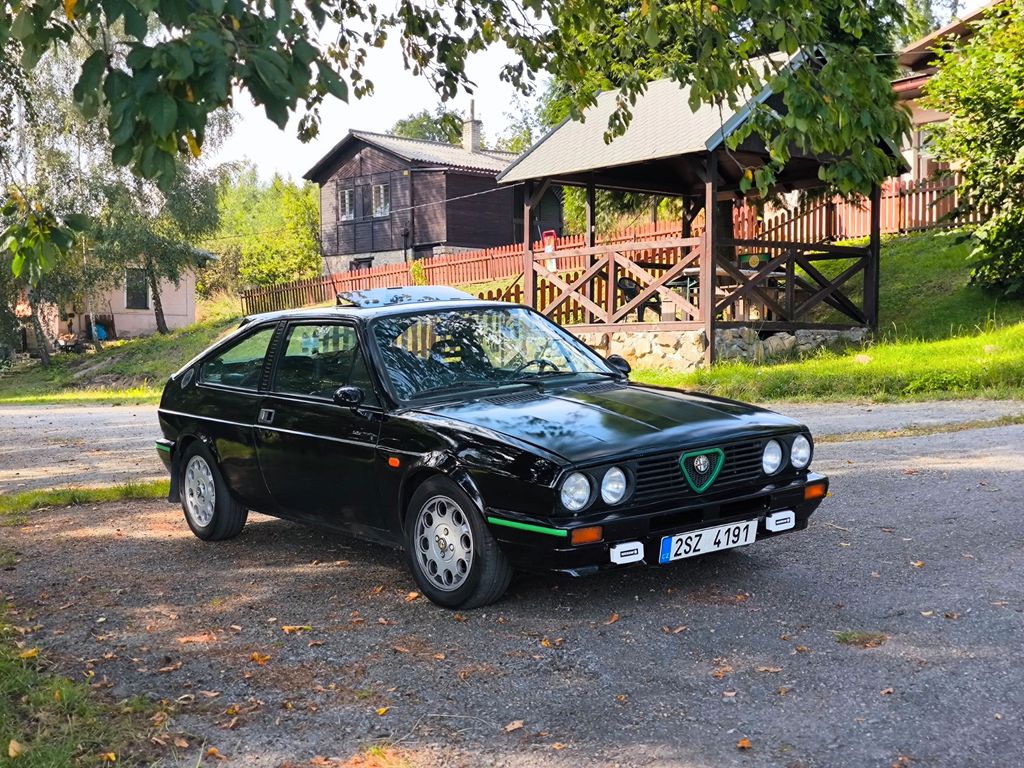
179 441 248 541
403 476 512 609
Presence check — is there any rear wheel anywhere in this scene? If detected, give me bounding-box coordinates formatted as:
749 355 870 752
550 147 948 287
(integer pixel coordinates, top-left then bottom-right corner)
404 476 511 609
180 442 247 541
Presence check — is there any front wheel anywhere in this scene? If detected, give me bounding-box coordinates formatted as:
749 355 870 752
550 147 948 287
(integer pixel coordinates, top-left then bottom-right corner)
404 476 511 609
180 442 248 541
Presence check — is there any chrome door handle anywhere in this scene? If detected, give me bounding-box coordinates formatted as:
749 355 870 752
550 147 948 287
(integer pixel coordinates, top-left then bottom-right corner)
258 408 275 425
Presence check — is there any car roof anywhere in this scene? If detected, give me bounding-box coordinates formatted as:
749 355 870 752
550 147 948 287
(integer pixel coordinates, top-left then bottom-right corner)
241 291 515 327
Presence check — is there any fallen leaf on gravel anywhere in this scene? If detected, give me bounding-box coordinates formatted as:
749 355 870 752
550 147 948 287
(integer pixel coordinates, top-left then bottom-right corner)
540 637 564 648
722 690 737 698
229 625 242 632
282 625 312 634
551 743 566 751
377 618 397 626
992 601 1009 607
177 632 218 645
225 704 240 716
221 717 239 730
605 612 620 625
250 652 270 666
756 666 783 673
615 694 628 703
920 611 934 617
911 561 925 568
310 757 338 767
944 612 960 620
453 613 467 622
777 687 790 696
157 661 182 673
881 687 895 696
736 738 752 750
504 720 524 732
376 707 390 716
308 640 324 648
871 572 882 578
404 592 420 603
433 653 446 661
794 645 811 654
206 746 226 760
881 527 896 533
392 646 410 654
173 737 189 749
8 740 23 758
200 691 221 699
100 752 116 762
890 754 913 767
17 648 38 660
711 664 733 679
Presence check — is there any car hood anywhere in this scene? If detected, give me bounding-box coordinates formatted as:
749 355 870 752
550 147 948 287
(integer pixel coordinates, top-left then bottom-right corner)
412 383 805 464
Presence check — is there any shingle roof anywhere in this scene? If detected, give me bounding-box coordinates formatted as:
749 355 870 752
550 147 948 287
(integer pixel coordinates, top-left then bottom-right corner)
497 53 797 185
303 130 516 182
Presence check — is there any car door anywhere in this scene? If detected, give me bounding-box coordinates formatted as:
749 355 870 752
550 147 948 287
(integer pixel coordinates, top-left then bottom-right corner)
192 322 280 511
254 320 385 535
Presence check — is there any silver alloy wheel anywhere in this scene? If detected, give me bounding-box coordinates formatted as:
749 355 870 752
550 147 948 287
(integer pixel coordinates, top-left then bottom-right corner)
184 455 216 528
414 494 474 592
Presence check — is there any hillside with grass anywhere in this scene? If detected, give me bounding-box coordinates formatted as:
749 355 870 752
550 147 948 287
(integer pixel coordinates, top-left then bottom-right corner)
1 231 1021 405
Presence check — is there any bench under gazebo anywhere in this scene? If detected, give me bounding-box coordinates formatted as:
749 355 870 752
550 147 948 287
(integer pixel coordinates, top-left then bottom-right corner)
497 60 899 368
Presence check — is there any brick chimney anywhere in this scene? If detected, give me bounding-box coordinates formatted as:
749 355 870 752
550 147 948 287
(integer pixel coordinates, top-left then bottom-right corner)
462 99 482 153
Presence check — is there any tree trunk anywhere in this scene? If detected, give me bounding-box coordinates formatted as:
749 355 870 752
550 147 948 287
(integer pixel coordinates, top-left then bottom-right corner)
147 261 169 335
27 291 52 368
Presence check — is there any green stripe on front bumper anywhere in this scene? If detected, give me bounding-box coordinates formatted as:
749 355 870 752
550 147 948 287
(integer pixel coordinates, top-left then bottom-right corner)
486 516 568 538
155 442 171 453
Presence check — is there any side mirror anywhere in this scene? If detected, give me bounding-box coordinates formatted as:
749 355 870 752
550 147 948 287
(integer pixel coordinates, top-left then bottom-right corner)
606 354 631 377
333 385 365 408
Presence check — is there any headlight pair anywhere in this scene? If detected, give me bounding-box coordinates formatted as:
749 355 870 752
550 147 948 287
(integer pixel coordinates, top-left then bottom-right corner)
560 466 628 511
762 434 812 475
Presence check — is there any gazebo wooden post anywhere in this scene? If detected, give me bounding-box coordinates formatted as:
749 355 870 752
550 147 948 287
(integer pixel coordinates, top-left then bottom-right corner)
865 183 882 331
523 181 535 308
585 182 597 322
700 153 719 367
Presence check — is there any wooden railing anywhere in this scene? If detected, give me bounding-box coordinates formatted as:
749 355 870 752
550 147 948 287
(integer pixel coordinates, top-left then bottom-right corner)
714 238 871 328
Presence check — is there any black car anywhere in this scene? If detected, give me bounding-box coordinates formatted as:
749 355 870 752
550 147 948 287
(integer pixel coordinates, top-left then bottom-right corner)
156 286 828 609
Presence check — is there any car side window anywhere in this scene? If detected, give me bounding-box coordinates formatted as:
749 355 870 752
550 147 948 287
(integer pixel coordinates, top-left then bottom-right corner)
199 326 276 390
274 323 378 404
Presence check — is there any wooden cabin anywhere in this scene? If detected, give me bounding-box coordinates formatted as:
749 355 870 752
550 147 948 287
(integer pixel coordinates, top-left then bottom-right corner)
303 117 563 273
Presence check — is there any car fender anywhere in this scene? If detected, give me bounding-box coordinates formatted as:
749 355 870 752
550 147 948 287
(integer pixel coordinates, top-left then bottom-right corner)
167 431 221 503
395 451 487 532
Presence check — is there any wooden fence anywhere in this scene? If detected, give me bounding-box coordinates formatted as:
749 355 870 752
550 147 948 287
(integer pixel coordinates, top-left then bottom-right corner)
240 175 981 315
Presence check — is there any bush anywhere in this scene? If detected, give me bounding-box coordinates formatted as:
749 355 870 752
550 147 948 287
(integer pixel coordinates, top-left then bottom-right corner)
968 211 1024 299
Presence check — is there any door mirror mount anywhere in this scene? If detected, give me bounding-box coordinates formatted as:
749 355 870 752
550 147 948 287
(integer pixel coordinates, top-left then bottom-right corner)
606 354 631 377
333 385 365 408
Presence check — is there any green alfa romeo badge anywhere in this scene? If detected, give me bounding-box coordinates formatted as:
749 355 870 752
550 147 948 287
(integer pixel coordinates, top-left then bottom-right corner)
679 447 725 493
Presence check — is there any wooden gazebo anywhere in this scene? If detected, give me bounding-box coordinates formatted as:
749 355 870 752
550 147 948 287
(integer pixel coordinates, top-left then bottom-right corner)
497 56 897 366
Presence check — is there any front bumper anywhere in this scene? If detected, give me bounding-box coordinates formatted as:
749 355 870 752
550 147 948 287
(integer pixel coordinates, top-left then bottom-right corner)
487 472 828 574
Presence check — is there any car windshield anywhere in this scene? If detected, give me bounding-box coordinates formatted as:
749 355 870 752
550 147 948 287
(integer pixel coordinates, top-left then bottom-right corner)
371 306 615 401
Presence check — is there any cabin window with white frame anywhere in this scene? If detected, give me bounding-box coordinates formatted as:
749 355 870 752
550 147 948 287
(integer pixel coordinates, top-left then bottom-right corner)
339 187 354 221
125 268 149 310
372 182 390 217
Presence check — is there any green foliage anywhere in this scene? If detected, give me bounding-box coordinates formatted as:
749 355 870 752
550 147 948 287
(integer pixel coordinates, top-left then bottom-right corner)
410 259 427 286
3 0 914 282
0 480 170 522
391 105 463 143
202 166 321 289
924 2 1024 298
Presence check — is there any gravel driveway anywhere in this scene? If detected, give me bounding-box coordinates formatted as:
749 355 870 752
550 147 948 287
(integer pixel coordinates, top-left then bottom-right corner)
2 399 1022 493
2 423 1021 767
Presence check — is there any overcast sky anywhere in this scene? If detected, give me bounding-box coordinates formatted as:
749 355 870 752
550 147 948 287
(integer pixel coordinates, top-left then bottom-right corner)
213 0 991 183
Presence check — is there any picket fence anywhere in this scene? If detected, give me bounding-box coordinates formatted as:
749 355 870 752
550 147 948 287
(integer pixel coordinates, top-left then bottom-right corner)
240 175 976 316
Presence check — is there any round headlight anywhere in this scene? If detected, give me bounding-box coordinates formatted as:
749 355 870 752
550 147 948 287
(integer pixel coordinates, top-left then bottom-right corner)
762 439 783 475
791 434 812 469
601 466 628 505
560 472 592 511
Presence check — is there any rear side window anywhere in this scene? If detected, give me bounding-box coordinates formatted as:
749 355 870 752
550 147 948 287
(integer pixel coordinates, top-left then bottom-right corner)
274 323 378 403
199 327 276 390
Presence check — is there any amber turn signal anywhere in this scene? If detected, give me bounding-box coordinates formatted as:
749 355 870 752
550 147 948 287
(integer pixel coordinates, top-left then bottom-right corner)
570 526 603 546
387 457 400 468
804 482 827 501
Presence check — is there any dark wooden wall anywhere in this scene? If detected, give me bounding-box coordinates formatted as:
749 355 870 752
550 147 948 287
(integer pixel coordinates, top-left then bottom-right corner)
319 145 413 257
445 172 517 248
412 169 446 247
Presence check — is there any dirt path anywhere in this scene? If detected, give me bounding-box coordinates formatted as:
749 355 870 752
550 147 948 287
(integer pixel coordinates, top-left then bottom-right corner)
3 399 1022 494
2 425 1022 767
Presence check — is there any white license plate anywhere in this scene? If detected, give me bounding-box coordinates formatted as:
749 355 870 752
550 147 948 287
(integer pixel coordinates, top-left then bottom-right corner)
658 519 758 564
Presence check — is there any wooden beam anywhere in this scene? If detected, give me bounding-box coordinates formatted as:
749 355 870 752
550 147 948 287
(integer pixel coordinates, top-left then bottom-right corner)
585 183 596 248
701 153 718 366
523 181 535 308
865 184 882 331
527 178 552 209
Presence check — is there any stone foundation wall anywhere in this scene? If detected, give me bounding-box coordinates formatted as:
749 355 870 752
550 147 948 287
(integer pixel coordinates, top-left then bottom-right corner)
576 326 869 371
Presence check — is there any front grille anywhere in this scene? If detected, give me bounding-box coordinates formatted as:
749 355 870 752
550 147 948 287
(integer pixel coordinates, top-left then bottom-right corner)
633 440 766 509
